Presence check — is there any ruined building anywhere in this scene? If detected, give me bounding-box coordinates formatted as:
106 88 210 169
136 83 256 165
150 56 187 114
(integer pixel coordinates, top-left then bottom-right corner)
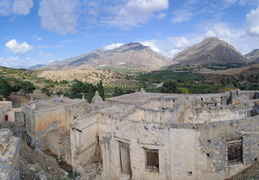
21 90 259 179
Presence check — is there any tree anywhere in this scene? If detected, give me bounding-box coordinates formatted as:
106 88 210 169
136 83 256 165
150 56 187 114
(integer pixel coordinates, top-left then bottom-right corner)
0 77 11 98
87 85 95 103
97 81 105 100
160 81 178 93
70 80 87 96
21 81 36 95
41 87 51 96
11 84 21 94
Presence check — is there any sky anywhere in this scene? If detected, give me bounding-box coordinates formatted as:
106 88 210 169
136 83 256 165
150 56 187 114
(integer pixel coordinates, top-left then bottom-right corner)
0 0 259 68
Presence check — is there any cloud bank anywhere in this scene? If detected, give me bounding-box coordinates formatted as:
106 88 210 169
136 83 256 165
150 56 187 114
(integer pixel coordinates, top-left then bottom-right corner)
104 0 169 30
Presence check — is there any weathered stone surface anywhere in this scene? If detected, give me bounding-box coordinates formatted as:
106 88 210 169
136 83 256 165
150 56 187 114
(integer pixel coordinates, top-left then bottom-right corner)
0 128 20 180
21 90 259 180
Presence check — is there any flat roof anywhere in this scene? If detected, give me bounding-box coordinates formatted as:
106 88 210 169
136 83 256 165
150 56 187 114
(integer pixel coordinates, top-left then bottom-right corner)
107 92 178 104
0 101 12 108
23 98 85 111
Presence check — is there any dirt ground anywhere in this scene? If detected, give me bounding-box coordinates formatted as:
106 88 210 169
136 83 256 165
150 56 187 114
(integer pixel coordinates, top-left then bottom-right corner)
226 161 259 180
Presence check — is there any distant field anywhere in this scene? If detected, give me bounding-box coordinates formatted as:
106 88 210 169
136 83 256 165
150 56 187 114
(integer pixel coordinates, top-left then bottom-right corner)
104 81 155 95
209 64 259 75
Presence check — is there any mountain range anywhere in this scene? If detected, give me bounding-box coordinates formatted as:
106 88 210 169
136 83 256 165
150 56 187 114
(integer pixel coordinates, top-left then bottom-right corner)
39 43 171 71
37 37 259 71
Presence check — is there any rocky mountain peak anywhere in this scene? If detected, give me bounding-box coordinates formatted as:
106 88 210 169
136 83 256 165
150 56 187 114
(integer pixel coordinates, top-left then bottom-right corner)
40 42 170 71
170 37 246 67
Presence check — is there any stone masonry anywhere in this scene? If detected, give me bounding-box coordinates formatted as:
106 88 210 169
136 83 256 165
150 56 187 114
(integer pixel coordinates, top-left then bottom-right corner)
0 128 20 180
21 90 259 179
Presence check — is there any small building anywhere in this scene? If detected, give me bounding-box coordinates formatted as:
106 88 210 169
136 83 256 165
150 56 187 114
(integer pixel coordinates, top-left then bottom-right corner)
21 97 96 164
0 101 12 126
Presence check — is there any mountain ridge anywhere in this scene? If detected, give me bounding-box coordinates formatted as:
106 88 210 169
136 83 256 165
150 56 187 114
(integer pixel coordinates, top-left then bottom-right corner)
39 42 171 71
168 37 247 68
36 38 258 71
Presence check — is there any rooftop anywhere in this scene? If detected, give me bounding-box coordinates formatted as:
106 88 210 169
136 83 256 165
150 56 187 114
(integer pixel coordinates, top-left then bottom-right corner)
24 98 85 111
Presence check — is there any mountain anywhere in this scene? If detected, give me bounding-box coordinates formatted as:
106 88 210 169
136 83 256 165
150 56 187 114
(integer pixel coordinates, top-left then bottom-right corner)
28 64 45 70
41 43 171 71
245 49 259 63
168 37 247 68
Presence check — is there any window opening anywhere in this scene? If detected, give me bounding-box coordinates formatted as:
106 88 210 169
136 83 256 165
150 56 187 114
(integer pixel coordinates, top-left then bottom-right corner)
227 138 243 165
119 141 132 176
4 115 8 121
145 148 159 172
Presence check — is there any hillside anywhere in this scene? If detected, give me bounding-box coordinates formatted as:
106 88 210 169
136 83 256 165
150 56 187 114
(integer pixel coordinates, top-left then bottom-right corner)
40 43 171 72
167 37 247 69
245 49 259 63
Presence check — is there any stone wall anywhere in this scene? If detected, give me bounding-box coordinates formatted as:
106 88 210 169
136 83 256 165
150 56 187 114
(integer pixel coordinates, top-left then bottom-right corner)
21 100 89 149
70 90 259 180
47 127 69 158
0 128 20 180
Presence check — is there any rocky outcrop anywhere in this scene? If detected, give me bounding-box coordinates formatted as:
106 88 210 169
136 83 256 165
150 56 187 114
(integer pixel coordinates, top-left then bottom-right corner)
245 49 259 63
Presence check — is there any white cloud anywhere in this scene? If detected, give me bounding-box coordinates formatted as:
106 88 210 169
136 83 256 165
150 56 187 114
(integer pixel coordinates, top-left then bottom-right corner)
32 35 43 41
140 41 161 52
5 39 33 55
0 56 19 67
39 51 54 59
246 6 259 36
172 9 193 23
12 0 33 15
38 0 78 34
0 0 33 16
156 13 166 19
104 0 169 30
204 22 236 41
0 1 12 16
205 30 217 37
176 38 189 48
103 43 124 50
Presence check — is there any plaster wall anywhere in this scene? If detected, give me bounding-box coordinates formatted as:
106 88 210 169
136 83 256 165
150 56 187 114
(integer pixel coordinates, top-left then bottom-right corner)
125 108 174 123
0 101 12 125
71 113 99 170
34 108 66 131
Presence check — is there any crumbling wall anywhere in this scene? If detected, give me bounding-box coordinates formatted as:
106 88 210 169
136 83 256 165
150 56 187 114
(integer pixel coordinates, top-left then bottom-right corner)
47 127 70 158
197 116 259 179
70 112 100 173
140 97 178 110
99 117 172 180
124 107 174 123
0 128 20 180
181 99 255 123
34 107 67 131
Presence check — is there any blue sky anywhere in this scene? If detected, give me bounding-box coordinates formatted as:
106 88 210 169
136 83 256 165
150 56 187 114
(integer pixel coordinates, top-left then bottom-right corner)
1 0 259 68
